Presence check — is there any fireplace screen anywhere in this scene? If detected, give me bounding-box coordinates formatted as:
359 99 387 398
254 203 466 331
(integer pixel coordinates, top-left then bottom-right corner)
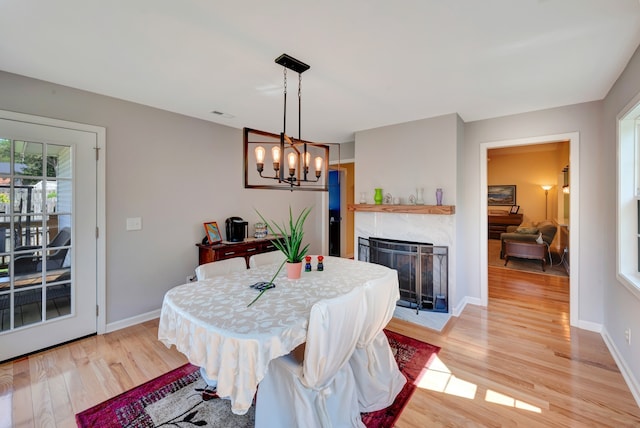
358 237 448 313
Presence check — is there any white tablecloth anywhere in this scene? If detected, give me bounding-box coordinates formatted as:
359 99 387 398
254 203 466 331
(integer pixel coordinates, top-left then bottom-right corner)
158 256 397 415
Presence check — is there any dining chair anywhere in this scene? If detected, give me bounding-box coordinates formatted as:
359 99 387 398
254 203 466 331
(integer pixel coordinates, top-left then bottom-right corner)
255 287 368 428
248 250 286 268
194 257 246 280
349 274 407 412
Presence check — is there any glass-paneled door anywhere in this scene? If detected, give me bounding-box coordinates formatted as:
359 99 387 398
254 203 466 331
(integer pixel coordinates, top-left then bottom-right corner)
0 113 102 361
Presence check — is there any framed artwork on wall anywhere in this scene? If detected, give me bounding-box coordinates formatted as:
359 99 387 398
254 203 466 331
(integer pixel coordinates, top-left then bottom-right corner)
203 221 222 244
488 185 516 206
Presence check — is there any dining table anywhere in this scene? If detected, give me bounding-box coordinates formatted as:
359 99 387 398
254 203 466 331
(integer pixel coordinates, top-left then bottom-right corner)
157 255 398 415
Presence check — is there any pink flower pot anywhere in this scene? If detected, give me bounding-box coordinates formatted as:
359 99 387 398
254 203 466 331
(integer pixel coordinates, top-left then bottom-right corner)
286 262 303 279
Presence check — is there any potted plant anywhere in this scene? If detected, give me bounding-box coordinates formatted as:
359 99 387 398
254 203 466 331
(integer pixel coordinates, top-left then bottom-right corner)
247 206 313 308
257 205 312 279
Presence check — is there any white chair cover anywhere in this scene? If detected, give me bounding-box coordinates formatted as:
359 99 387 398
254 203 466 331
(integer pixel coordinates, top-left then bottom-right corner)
248 250 286 268
255 287 367 428
194 256 248 387
349 274 407 412
194 257 246 280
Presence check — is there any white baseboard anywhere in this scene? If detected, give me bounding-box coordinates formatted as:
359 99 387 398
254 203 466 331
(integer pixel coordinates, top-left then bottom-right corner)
577 319 602 333
454 296 482 317
601 327 640 407
105 309 161 333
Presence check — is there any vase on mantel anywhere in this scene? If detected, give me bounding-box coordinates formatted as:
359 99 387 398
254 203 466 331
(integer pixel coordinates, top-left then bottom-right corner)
436 188 443 206
416 188 425 205
374 188 383 205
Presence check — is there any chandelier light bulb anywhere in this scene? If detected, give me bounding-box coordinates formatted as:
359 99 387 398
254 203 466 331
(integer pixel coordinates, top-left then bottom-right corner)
288 152 297 170
255 146 265 164
271 146 281 162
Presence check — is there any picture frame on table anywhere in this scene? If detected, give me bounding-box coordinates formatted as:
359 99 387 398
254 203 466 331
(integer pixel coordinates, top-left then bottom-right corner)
488 185 516 206
203 221 222 244
510 205 520 214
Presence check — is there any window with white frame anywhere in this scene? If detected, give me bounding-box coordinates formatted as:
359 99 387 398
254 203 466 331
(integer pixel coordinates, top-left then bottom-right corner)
617 95 640 297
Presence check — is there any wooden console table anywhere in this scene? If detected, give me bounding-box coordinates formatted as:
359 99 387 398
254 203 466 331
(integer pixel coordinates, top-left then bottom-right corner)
488 213 523 239
196 236 280 268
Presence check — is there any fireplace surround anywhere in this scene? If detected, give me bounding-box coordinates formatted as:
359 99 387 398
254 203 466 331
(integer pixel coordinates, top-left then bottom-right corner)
358 237 448 313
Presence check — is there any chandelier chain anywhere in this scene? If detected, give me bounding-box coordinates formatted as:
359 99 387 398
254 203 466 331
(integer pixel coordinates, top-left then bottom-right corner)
282 67 287 136
298 72 302 141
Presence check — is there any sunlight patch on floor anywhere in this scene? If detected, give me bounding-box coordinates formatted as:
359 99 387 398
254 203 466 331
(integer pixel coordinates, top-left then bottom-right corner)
486 389 542 413
415 355 541 413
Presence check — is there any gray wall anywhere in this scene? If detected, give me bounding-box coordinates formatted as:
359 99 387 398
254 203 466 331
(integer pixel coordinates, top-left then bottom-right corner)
0 71 324 323
603 44 640 390
355 113 459 204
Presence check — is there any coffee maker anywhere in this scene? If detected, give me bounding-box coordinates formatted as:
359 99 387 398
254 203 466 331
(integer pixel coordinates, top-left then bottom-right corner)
225 217 248 242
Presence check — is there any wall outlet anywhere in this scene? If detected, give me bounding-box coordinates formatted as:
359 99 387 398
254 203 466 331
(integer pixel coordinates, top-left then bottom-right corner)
186 274 196 283
625 328 631 345
563 247 569 253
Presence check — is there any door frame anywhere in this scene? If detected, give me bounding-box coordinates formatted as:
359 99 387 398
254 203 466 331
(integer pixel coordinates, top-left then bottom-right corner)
480 132 579 327
0 109 107 334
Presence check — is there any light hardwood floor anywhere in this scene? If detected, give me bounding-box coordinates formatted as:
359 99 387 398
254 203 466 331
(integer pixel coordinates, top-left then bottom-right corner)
1 266 639 427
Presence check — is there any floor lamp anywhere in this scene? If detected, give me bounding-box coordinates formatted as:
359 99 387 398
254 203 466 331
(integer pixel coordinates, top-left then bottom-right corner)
541 185 553 219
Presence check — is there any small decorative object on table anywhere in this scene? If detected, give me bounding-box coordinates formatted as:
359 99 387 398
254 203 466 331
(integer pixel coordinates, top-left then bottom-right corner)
305 255 312 272
436 188 443 206
383 193 392 204
416 187 425 205
254 222 268 238
317 255 324 271
203 221 222 244
408 194 416 204
250 281 276 291
359 192 367 204
374 188 383 205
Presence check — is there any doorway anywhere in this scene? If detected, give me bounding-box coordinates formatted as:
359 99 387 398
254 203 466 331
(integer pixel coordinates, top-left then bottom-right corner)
328 163 355 258
0 110 106 361
328 170 341 256
480 132 580 327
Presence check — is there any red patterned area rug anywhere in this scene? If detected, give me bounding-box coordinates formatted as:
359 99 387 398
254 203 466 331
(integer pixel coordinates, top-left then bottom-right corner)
76 330 440 428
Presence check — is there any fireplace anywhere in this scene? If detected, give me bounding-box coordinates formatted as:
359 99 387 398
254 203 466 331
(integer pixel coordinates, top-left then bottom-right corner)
358 237 448 313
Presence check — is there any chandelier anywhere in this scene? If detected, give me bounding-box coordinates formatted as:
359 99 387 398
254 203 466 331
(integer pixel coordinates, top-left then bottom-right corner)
244 54 329 191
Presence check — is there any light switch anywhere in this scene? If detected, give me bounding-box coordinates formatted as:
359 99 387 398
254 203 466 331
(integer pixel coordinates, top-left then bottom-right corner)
126 217 142 231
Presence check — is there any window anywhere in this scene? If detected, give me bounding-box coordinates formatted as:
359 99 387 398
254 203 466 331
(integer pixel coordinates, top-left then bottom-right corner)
617 93 640 298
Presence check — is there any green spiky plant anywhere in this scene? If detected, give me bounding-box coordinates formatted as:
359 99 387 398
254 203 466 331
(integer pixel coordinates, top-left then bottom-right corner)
256 206 312 263
247 206 313 307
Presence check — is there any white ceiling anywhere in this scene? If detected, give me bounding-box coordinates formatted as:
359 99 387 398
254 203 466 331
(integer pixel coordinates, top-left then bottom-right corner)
1 1 640 143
